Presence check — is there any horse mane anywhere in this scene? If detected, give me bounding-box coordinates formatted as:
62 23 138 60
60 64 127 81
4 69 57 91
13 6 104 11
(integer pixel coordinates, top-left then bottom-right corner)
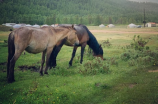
79 24 103 55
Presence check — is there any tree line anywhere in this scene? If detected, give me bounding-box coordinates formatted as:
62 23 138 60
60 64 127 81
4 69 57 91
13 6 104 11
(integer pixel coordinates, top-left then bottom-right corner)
0 0 158 25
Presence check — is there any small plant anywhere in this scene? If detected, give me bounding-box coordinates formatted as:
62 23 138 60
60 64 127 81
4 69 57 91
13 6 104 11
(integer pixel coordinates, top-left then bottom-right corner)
130 35 149 51
78 57 110 75
102 39 112 48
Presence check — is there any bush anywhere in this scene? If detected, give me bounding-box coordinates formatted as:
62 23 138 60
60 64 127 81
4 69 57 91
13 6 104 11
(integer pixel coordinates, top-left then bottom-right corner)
121 49 158 66
78 57 110 75
130 35 149 51
101 39 112 48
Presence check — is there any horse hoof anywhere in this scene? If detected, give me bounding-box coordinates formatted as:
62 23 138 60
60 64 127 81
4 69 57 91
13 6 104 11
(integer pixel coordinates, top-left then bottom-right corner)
8 78 15 83
69 63 72 67
69 65 72 67
40 72 43 76
44 72 48 75
52 65 56 68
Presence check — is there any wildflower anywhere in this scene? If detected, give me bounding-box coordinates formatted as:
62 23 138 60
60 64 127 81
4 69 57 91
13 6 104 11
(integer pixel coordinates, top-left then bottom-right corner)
57 97 59 99
53 102 55 104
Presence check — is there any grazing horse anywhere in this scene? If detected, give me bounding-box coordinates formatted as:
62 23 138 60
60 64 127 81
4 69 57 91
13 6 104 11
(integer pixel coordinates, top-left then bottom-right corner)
50 24 103 68
7 25 79 83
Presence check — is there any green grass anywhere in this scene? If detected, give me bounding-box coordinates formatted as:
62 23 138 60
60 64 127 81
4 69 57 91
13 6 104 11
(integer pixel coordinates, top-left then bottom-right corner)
0 27 158 104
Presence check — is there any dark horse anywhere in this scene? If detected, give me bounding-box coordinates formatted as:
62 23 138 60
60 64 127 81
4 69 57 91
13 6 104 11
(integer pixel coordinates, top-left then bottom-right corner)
50 24 103 68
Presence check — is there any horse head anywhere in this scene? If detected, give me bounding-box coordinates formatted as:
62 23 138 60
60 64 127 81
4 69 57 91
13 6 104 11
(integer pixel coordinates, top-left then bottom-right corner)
93 45 103 60
66 25 79 46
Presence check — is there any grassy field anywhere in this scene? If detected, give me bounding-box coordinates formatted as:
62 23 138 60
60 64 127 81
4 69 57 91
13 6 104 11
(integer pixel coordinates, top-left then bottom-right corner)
0 26 158 104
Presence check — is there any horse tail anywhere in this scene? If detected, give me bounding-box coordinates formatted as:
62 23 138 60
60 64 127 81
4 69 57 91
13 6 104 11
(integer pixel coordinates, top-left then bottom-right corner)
7 32 15 78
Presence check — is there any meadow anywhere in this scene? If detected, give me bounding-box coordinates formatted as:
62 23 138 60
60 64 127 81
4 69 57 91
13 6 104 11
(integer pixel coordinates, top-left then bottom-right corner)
0 26 158 104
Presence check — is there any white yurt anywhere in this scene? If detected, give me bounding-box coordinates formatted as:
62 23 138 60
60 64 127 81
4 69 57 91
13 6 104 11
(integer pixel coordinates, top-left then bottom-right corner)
51 24 55 27
13 24 22 29
99 24 105 28
5 24 13 27
25 24 32 27
32 24 40 28
41 24 49 27
108 24 115 28
128 23 137 28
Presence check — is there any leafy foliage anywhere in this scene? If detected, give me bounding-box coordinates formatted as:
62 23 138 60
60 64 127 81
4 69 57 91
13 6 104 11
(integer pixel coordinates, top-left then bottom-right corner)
131 35 149 51
0 0 158 25
78 57 110 75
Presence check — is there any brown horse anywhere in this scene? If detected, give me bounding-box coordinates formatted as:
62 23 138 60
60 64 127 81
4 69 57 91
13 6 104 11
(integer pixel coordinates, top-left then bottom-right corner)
7 25 79 83
50 24 103 68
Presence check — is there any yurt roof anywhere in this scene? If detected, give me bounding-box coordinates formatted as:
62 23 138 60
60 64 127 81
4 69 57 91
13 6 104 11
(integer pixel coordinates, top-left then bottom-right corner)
13 24 22 28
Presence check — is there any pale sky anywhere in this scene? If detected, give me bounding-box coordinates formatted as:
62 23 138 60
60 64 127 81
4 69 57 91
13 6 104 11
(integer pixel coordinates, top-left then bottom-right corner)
128 0 158 3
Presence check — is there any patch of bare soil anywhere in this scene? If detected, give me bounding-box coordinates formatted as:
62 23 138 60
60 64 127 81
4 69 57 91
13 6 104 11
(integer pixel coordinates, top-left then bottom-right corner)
90 30 158 34
18 65 39 72
128 83 137 89
0 62 7 66
148 70 158 73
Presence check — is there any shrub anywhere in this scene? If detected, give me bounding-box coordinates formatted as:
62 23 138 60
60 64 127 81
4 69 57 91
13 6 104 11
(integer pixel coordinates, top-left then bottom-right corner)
78 57 110 75
101 39 112 48
130 35 149 51
121 49 158 66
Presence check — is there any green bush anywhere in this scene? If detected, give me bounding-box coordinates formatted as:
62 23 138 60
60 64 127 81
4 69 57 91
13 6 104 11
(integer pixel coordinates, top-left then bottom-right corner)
101 39 112 48
121 49 158 66
130 35 149 51
78 57 110 75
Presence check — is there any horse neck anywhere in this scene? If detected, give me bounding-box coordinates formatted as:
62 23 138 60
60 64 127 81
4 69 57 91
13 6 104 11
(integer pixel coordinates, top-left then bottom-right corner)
87 36 100 55
54 29 69 41
84 27 100 55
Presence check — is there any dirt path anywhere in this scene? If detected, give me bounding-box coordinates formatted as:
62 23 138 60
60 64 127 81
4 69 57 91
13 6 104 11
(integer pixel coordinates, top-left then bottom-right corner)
148 70 158 72
90 30 158 34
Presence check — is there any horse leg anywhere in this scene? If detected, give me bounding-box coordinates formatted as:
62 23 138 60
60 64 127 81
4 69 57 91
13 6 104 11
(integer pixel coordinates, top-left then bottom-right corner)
80 43 87 64
7 48 14 78
8 50 23 83
69 46 78 66
50 40 66 68
50 46 58 68
39 50 46 76
44 48 54 74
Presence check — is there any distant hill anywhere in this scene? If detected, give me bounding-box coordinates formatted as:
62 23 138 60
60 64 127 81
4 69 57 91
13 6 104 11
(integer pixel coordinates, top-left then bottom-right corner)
0 0 158 25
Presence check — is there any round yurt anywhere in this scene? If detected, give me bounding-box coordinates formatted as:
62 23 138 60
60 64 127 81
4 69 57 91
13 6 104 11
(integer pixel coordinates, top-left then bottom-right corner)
41 24 49 27
13 24 22 29
25 24 32 27
6 24 12 27
108 24 115 28
99 24 105 28
32 24 40 28
51 24 55 27
128 23 137 28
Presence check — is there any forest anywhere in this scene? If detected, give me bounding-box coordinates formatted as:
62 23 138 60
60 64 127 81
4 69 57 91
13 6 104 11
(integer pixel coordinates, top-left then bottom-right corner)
0 0 158 25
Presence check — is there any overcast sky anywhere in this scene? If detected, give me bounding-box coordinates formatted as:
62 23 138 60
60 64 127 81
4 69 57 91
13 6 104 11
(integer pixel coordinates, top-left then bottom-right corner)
128 0 158 3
